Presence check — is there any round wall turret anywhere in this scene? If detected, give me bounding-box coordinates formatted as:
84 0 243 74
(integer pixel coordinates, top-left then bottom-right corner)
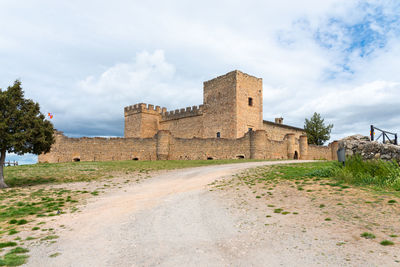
299 135 308 160
286 133 295 159
156 130 171 160
250 130 267 159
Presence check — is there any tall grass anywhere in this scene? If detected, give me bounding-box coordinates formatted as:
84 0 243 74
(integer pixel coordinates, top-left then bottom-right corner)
332 155 400 191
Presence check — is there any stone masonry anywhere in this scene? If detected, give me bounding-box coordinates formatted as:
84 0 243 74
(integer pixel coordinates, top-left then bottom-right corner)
39 70 338 163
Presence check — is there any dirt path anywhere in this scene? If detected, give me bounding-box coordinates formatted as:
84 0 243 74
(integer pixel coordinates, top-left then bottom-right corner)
24 160 399 266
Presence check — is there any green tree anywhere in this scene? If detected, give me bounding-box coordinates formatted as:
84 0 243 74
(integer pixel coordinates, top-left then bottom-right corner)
0 80 54 188
304 112 333 145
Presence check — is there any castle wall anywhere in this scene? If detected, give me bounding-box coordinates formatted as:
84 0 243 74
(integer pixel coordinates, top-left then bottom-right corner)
39 130 339 163
263 121 305 141
39 132 157 163
169 134 251 160
265 140 287 159
307 145 332 160
159 105 204 138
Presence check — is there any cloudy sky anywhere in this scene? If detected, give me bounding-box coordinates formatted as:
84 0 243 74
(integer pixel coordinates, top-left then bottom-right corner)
2 0 400 164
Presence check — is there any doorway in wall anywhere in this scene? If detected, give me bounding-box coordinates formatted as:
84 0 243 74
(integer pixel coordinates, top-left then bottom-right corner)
294 151 299 160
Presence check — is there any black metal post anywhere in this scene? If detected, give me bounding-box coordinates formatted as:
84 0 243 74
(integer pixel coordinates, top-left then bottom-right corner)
395 134 398 145
370 125 374 141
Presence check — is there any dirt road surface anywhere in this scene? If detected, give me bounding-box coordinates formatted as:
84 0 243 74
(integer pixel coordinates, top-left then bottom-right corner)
25 160 399 267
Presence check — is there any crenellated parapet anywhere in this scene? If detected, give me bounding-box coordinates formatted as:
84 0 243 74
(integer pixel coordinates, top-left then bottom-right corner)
161 105 204 121
124 103 167 116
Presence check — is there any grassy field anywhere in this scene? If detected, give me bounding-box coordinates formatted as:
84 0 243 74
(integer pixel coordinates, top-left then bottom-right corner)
3 159 263 187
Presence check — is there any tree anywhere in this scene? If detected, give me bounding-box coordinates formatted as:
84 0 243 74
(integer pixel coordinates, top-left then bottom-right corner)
304 112 333 145
0 80 54 188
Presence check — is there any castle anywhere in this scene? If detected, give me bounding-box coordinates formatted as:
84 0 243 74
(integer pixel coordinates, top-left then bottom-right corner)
39 70 338 163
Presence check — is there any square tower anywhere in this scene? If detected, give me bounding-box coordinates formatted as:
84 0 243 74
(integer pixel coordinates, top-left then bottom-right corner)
202 70 263 139
124 103 163 138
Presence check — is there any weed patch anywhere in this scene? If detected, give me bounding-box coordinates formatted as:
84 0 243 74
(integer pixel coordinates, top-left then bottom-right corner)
380 240 394 246
0 242 17 248
361 232 376 239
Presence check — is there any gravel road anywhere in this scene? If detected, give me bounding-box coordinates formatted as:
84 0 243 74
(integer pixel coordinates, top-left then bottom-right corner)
25 160 397 267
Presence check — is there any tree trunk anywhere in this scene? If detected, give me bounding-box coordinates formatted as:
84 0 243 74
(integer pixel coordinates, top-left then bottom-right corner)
0 150 8 189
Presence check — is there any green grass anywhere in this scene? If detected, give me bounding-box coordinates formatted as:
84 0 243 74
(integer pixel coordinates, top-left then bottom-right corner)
40 235 59 241
274 208 283 213
16 219 27 225
333 155 400 191
0 242 17 248
49 252 61 258
0 247 29 266
361 232 376 239
0 253 28 266
380 240 394 246
241 157 400 195
8 229 18 235
8 247 29 254
3 159 264 187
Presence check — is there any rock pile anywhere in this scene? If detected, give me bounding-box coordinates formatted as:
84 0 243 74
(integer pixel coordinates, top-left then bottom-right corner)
338 134 400 162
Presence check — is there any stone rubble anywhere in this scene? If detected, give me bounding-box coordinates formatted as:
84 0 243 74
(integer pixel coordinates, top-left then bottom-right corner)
338 134 400 162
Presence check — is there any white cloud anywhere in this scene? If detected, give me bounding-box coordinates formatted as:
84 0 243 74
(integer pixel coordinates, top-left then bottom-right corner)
0 0 399 149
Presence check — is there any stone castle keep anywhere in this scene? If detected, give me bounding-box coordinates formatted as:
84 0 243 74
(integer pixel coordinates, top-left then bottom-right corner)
39 70 338 163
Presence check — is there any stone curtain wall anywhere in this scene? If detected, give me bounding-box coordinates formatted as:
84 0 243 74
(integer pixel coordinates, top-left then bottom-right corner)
339 135 400 162
307 145 332 160
39 131 158 162
169 134 251 160
39 130 337 163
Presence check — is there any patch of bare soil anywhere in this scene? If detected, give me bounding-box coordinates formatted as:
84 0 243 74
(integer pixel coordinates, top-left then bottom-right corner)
211 168 400 266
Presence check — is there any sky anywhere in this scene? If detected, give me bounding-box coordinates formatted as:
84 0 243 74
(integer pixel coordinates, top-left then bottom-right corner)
1 0 400 164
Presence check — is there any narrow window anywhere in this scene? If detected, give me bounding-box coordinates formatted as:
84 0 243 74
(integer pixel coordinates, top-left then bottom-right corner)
217 132 221 138
248 97 253 106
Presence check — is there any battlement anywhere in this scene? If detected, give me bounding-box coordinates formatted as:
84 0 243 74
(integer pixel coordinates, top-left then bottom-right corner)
161 105 204 121
124 103 167 116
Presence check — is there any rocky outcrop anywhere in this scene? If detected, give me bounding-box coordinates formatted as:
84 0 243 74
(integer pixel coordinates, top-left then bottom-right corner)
338 134 400 162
